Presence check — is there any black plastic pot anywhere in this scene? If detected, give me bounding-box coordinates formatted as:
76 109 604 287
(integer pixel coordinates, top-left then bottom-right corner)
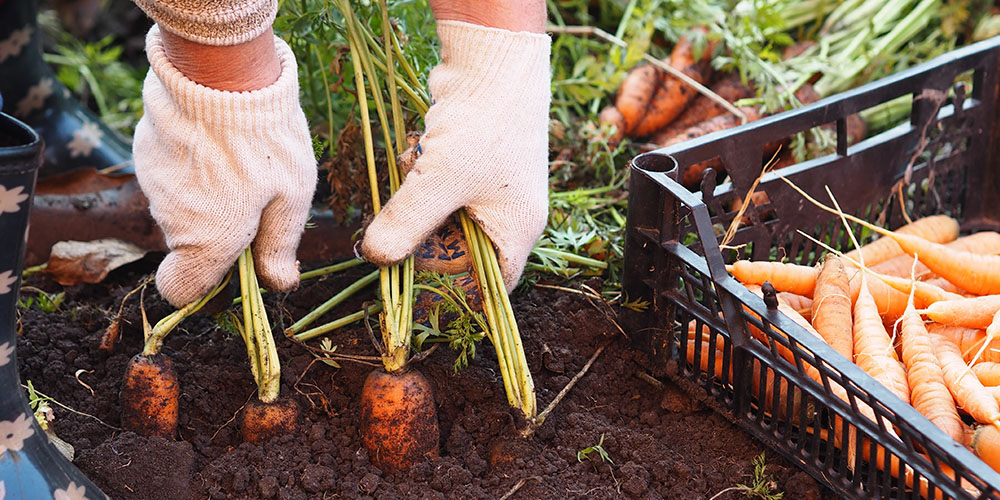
0 112 107 499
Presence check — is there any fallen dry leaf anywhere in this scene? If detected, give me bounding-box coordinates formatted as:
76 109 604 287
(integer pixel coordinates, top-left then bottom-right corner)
46 239 146 286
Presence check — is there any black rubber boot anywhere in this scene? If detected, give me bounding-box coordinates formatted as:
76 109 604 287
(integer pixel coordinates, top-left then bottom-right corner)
0 0 132 177
0 112 108 499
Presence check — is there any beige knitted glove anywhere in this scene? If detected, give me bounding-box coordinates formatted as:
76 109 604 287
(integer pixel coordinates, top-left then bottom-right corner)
361 21 551 291
134 26 317 307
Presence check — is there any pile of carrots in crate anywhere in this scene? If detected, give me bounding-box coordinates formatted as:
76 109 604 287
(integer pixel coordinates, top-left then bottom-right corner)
690 202 1000 480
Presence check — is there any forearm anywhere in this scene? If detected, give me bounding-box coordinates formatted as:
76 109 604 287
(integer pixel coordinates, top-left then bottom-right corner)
160 28 281 92
133 0 280 91
429 0 546 33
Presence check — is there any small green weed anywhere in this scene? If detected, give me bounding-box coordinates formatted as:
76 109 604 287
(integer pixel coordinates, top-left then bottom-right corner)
412 271 487 372
708 453 783 500
577 433 613 464
25 380 55 431
18 288 65 313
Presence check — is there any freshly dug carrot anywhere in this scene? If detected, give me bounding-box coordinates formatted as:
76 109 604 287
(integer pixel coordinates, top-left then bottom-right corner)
241 398 299 444
728 260 817 297
852 275 910 405
361 369 440 472
842 215 960 268
597 105 626 145
969 425 1000 473
811 256 853 361
627 30 715 138
972 363 1000 387
120 353 180 438
932 333 1000 426
870 231 1000 279
649 75 754 145
898 290 963 443
615 64 661 134
920 295 1000 329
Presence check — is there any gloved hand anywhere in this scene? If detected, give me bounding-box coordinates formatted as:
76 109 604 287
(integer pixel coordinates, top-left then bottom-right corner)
361 21 551 291
134 26 317 307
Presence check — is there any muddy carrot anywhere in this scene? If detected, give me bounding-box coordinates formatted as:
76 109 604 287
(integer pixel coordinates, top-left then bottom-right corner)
649 75 754 145
120 354 180 438
361 369 440 472
627 29 715 138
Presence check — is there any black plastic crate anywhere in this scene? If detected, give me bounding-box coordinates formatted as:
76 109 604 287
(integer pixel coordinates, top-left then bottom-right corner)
622 36 1000 499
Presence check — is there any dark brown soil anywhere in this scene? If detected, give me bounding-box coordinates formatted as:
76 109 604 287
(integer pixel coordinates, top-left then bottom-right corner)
14 257 836 499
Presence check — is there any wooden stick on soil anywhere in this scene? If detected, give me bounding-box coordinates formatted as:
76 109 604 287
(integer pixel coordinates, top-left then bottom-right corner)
522 340 610 438
498 476 541 500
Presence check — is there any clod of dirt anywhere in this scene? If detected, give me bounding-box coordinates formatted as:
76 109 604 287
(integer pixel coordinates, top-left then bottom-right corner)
75 432 197 500
785 471 823 500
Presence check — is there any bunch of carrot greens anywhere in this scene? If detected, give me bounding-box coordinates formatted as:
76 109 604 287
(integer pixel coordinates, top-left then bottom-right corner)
323 0 538 422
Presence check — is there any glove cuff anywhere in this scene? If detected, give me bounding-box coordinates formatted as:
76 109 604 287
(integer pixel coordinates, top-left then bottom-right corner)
143 25 304 131
435 20 551 82
133 0 277 46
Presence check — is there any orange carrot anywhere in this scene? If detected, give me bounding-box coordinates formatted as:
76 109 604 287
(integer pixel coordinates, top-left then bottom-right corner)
649 75 754 145
627 30 715 138
897 279 964 443
614 64 660 134
972 362 1000 387
361 369 440 472
120 353 180 439
871 231 1000 279
728 260 817 297
927 323 999 364
931 333 1000 426
921 295 1000 329
970 310 1000 366
866 271 964 308
844 221 1000 296
241 398 299 444
778 292 813 320
846 267 909 324
810 256 853 361
853 274 910 404
842 215 960 268
969 425 1000 473
597 105 626 145
921 276 967 295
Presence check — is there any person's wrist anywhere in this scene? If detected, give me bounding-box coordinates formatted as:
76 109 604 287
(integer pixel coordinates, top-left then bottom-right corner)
429 0 546 33
160 26 281 92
